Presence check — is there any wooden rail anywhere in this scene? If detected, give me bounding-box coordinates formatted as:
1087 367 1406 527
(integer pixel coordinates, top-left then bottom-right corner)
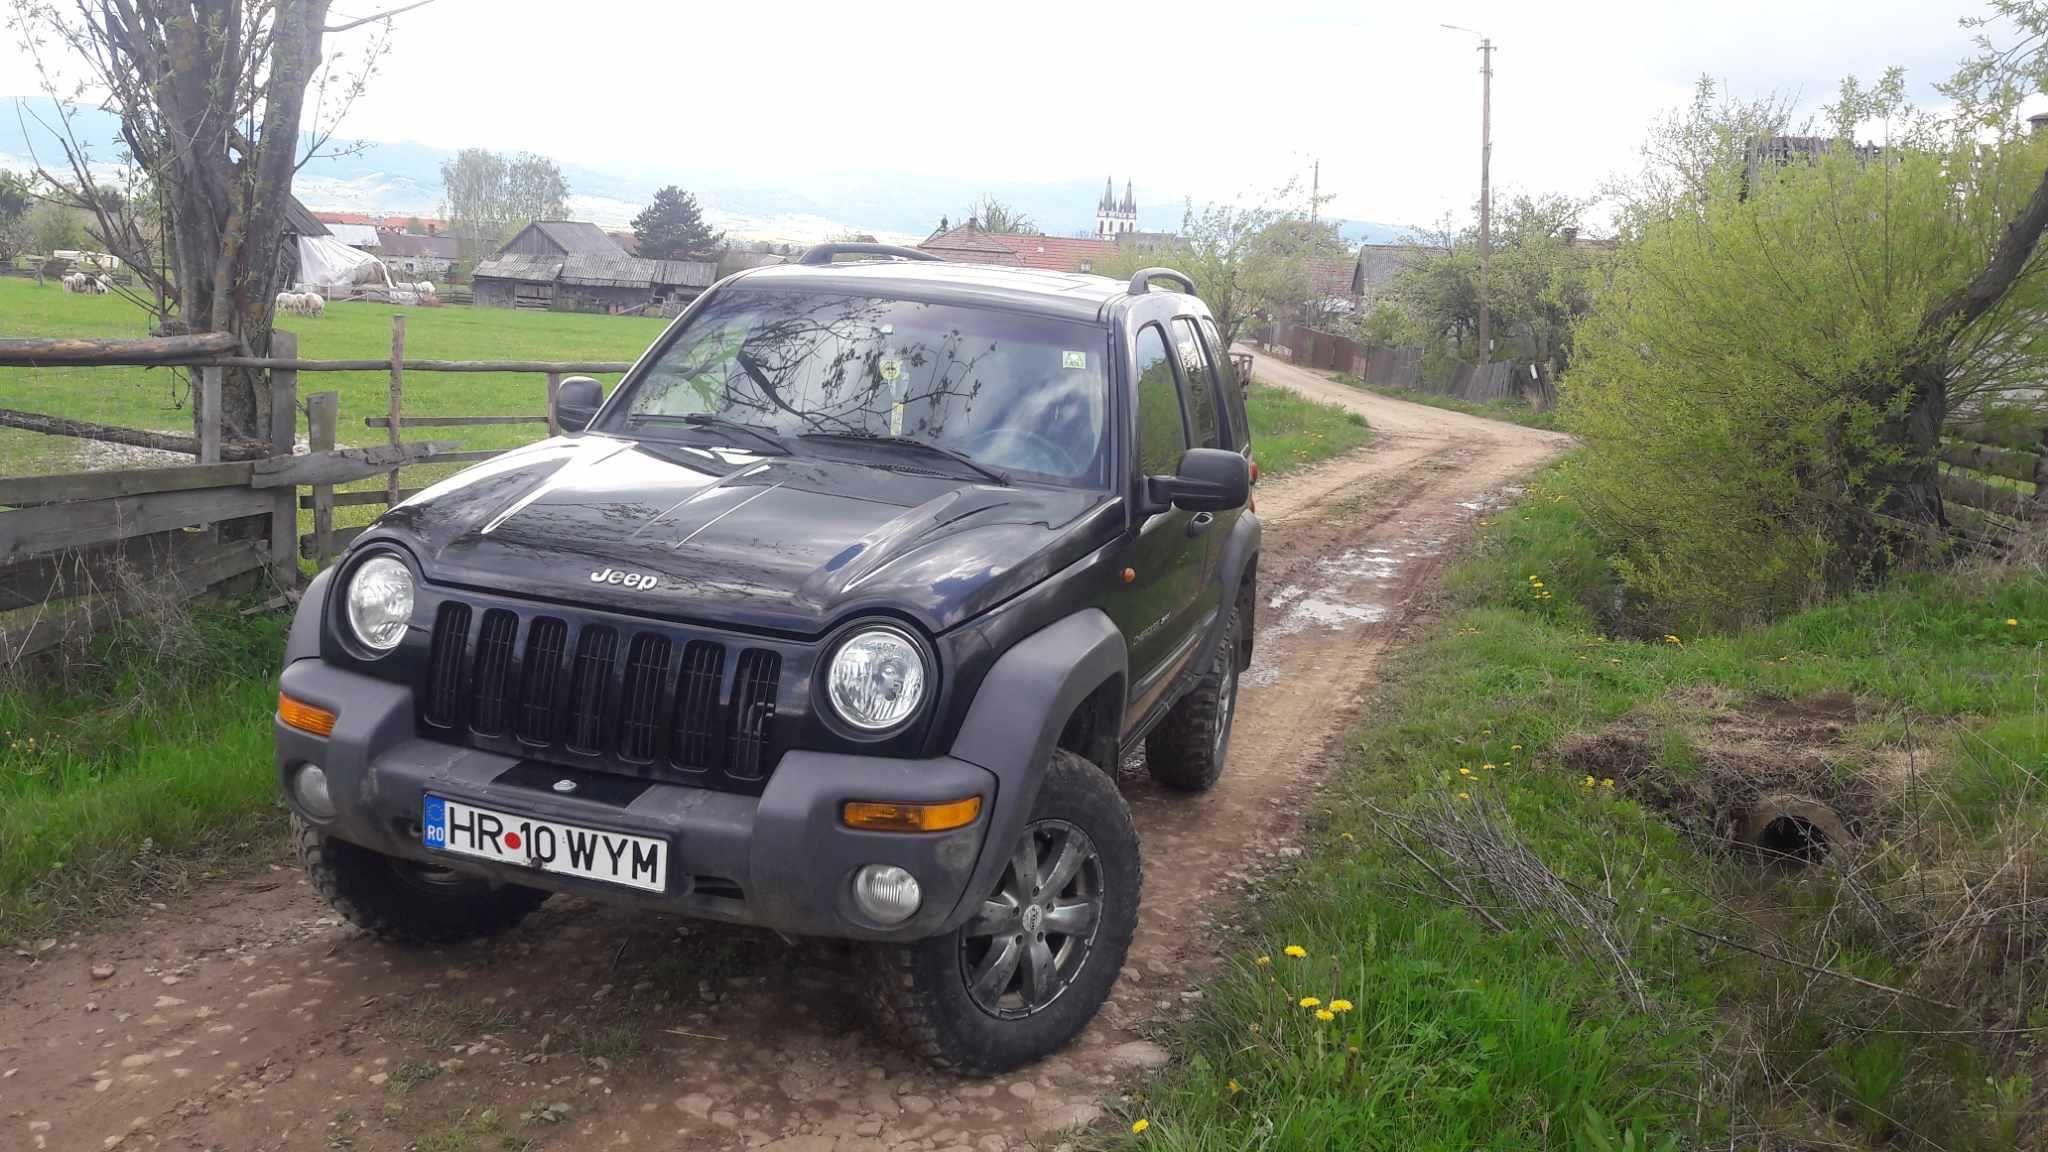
0 317 626 665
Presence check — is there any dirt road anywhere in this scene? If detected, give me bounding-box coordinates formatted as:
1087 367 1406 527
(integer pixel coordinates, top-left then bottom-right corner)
1 358 1569 1152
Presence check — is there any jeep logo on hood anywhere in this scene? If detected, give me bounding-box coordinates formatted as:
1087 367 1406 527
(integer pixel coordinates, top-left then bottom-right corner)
591 567 657 590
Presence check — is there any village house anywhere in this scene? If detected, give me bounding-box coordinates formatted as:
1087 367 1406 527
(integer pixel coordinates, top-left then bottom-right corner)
376 231 459 277
471 221 716 313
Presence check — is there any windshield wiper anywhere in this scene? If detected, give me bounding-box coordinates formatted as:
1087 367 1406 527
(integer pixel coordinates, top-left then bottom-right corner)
628 412 789 455
798 431 1010 486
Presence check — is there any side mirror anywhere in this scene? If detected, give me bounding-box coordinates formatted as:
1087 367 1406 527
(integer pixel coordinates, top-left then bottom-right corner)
1146 447 1250 513
555 376 603 433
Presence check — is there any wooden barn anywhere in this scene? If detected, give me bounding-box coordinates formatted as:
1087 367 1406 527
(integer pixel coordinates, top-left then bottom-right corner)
472 221 715 313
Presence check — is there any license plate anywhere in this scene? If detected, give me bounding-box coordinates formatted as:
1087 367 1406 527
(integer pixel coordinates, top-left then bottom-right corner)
421 795 667 893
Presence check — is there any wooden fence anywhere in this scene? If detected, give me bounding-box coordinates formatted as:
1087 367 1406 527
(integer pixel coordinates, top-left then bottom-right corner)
1935 421 2048 550
0 319 627 664
1269 323 1522 405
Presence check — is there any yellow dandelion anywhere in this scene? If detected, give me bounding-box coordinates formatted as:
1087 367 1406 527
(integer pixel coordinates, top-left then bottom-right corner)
1299 996 1321 1008
1510 744 1522 751
1527 575 1539 582
1228 1079 1241 1094
1132 1118 1149 1134
1482 762 1496 771
1601 778 1615 789
1457 791 1470 800
1663 634 1682 646
1314 1009 1336 1022
1283 945 1307 958
2008 618 2020 628
1329 999 1354 1013
1340 832 1354 841
1458 766 1472 776
1582 775 1595 788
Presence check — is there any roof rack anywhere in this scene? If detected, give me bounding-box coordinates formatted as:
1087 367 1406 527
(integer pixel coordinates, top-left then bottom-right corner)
795 243 944 267
1127 267 1196 296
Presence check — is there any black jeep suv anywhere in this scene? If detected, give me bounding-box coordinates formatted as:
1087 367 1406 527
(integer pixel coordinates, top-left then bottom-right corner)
274 244 1259 1073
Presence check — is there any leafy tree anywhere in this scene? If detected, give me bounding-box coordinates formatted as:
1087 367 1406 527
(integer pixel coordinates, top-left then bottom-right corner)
441 149 570 260
13 0 421 440
27 200 85 255
631 186 722 259
967 196 1037 235
1092 184 1328 350
0 173 31 262
1566 43 2048 629
1396 194 1598 392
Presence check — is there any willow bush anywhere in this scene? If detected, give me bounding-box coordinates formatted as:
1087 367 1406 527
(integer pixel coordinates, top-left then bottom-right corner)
1563 74 2048 633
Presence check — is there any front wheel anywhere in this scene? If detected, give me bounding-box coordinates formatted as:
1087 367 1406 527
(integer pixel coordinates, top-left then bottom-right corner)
864 750 1140 1075
295 817 548 946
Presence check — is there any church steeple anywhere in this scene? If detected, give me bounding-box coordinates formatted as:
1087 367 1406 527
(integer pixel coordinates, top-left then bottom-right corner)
1097 177 1138 241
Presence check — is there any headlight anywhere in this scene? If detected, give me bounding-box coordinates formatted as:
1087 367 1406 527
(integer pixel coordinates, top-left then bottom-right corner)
826 626 927 732
345 554 414 653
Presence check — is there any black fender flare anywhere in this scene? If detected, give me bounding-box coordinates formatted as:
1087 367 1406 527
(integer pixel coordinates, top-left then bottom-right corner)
1210 511 1261 668
284 568 335 665
940 607 1126 930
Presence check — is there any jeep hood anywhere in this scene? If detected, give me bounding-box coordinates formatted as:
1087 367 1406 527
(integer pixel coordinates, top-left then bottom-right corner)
370 435 1118 636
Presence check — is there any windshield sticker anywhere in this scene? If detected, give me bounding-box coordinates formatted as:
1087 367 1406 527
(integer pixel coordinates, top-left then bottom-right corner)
890 399 906 436
1062 350 1086 370
879 357 903 383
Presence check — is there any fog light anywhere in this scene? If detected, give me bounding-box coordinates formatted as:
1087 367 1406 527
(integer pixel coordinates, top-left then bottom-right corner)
851 864 922 925
293 764 336 819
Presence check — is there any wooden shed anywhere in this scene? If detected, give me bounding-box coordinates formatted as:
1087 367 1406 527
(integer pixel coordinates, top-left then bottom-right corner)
472 221 716 313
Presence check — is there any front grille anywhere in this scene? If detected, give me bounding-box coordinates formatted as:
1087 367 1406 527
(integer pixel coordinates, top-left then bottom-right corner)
420 598 789 792
424 602 471 728
469 610 518 735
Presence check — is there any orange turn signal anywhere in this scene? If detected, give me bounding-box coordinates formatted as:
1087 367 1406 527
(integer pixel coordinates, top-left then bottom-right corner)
842 796 983 833
278 692 337 737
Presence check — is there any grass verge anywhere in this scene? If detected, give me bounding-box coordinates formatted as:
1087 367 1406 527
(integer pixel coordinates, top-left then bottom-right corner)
1246 384 1370 478
1333 371 1561 430
1099 462 2048 1150
0 605 288 943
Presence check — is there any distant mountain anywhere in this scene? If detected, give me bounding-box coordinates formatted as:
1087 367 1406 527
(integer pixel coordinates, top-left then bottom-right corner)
1 98 1421 248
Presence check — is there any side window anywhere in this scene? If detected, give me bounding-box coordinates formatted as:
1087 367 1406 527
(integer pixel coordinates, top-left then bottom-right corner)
1199 316 1247 445
1134 323 1188 477
1173 318 1220 449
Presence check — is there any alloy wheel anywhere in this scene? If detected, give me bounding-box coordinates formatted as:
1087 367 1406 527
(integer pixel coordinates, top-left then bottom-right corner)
958 819 1105 1019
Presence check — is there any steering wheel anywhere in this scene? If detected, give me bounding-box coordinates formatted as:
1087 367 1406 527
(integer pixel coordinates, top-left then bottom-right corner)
965 427 1083 479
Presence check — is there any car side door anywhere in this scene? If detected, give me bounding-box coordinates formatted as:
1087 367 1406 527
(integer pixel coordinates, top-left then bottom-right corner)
1173 315 1232 599
1108 319 1206 728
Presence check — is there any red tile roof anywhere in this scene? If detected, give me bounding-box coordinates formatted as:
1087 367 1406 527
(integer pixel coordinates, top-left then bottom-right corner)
918 225 1118 273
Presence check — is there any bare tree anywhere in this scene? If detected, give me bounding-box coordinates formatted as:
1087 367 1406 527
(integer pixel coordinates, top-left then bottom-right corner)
9 0 426 440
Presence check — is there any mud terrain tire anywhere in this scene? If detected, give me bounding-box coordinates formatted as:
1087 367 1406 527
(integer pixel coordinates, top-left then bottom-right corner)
1143 607 1240 793
295 817 548 945
864 750 1140 1075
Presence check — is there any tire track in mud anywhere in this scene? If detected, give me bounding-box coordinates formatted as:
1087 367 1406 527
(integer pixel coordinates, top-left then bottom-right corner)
0 356 1570 1152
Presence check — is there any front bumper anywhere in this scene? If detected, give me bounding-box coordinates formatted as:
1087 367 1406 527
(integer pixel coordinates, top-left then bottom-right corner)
276 658 995 941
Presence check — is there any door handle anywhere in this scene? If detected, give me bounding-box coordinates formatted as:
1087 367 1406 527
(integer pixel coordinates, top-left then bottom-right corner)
1186 512 1215 537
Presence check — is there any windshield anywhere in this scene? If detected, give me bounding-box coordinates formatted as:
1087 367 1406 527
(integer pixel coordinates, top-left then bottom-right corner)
613 288 1111 487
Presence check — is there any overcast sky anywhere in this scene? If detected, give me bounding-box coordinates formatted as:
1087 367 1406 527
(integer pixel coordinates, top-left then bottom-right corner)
0 0 2009 231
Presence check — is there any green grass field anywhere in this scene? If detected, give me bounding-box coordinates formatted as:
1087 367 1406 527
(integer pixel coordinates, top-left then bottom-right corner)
1094 464 2048 1150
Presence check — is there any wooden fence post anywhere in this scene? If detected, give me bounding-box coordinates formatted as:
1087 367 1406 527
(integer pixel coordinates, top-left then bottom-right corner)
309 391 338 567
387 313 405 505
545 372 562 437
268 331 299 588
198 366 222 463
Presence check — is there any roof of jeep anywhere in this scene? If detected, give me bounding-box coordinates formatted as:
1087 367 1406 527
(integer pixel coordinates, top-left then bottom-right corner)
733 259 1147 323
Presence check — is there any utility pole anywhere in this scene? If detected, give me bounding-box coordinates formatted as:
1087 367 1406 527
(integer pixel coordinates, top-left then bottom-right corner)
1476 37 1493 366
1443 25 1494 364
1310 158 1319 224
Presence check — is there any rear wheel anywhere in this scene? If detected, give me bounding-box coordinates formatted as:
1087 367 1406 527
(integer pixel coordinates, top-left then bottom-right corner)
295 817 548 946
865 750 1140 1075
1144 607 1240 793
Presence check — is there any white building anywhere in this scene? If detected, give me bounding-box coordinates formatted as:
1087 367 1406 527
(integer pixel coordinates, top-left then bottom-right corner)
1096 178 1137 241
